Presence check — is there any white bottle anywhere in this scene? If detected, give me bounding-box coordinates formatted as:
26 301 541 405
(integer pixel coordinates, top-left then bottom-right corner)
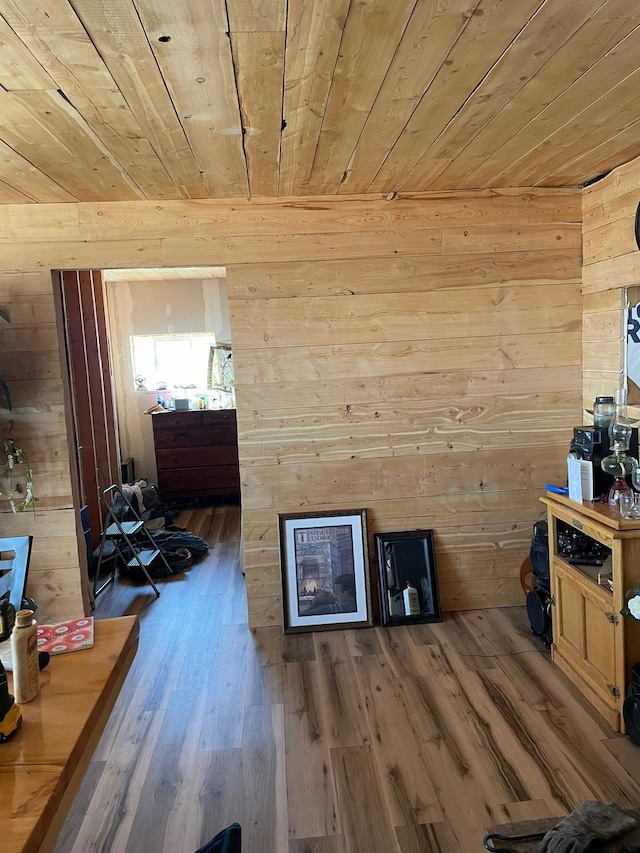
403 582 420 616
11 609 41 703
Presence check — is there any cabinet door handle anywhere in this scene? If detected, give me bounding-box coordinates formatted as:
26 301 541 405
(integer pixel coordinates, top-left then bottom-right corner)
605 612 619 625
607 683 621 699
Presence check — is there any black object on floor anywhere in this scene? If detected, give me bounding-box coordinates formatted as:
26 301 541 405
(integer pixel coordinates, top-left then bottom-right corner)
193 822 241 853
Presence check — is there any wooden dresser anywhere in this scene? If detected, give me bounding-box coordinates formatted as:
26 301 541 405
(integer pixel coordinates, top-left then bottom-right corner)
542 492 640 732
152 409 240 502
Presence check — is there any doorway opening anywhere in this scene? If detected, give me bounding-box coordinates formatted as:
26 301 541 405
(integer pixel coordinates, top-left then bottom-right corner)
56 265 236 608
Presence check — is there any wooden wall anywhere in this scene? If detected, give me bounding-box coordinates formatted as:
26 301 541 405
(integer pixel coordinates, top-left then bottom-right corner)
0 271 85 621
581 157 640 408
0 190 582 627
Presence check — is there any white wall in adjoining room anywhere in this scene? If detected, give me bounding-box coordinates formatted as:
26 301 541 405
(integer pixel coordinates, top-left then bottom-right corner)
105 276 231 484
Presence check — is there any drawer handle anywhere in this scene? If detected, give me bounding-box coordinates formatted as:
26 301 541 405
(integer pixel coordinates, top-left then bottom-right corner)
572 519 583 530
605 612 619 625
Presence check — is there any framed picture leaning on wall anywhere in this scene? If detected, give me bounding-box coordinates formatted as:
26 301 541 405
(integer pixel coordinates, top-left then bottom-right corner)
374 529 441 627
278 509 372 633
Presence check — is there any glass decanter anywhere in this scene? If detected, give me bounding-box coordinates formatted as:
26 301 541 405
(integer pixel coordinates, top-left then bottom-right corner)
602 387 639 508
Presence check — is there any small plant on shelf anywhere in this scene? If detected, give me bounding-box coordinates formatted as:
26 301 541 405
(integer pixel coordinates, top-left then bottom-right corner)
0 377 36 513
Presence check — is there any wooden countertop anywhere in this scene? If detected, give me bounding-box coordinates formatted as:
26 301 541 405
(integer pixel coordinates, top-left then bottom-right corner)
542 490 640 532
1 615 139 853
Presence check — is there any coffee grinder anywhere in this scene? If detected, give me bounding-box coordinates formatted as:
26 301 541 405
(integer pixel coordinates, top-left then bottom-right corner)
570 425 639 501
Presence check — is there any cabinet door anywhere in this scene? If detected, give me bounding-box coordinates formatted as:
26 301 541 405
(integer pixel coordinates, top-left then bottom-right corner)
552 560 620 713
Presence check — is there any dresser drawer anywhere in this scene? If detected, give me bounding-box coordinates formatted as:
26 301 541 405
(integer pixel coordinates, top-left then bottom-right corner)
156 446 238 470
158 466 240 497
153 423 238 449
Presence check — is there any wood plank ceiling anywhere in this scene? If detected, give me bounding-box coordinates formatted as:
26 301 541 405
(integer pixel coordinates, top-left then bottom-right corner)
1 0 640 204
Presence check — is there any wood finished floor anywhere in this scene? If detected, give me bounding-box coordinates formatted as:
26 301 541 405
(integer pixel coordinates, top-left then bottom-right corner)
53 506 640 853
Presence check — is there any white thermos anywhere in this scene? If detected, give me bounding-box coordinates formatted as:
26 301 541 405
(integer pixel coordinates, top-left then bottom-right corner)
403 581 420 616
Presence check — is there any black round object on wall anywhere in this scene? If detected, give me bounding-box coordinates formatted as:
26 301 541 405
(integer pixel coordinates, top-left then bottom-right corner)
635 201 640 251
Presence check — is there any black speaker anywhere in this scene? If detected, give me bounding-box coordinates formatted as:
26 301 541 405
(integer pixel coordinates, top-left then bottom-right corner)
526 520 552 648
623 663 640 746
530 520 550 592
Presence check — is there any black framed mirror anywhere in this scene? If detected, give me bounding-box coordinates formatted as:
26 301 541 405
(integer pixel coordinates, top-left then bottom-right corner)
374 529 441 627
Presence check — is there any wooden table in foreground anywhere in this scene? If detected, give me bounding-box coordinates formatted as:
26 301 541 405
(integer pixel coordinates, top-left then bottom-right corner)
0 615 140 853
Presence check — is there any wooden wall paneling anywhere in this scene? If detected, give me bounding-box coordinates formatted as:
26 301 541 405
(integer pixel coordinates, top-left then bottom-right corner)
160 228 443 267
227 195 581 625
0 143 78 202
415 0 606 192
305 0 417 194
0 12 55 90
368 0 545 193
0 182 34 204
0 191 581 629
583 253 640 295
1 507 83 620
584 184 640 235
0 203 80 243
280 0 356 196
226 0 286 31
0 90 142 202
536 123 640 191
238 449 571 513
583 154 640 215
440 223 580 253
70 190 580 242
338 0 476 195
0 269 84 621
229 250 581 299
0 0 182 200
236 393 580 467
421 0 640 192
132 0 248 198
583 218 637 266
495 67 640 189
236 368 581 414
0 240 166 274
231 285 580 350
231 31 284 198
581 153 640 414
233 332 581 386
67 0 207 198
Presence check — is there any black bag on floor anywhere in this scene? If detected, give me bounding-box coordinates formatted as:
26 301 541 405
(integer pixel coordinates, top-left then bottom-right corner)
152 529 209 557
193 823 241 853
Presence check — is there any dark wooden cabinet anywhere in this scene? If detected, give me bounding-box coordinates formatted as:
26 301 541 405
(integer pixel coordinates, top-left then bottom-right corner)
152 409 240 502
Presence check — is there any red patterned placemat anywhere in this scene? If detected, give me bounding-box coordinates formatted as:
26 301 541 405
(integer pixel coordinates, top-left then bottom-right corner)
36 617 94 655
